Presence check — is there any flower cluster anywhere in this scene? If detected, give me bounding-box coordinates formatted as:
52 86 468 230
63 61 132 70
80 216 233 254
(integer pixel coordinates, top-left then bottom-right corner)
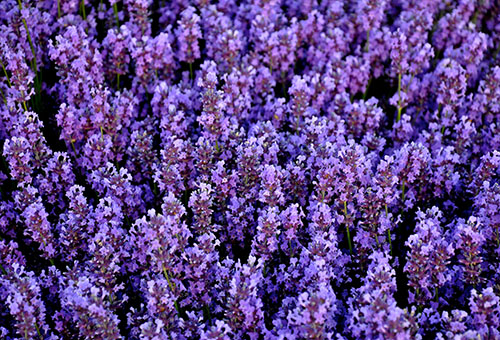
1 0 500 339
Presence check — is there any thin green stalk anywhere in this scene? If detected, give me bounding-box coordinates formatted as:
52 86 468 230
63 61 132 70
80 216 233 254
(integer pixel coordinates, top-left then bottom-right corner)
439 104 447 134
204 304 211 322
0 86 7 104
364 29 370 52
401 181 406 203
57 0 61 18
434 286 439 303
116 73 120 91
363 77 371 100
281 71 288 101
494 43 500 60
162 265 175 290
214 139 219 153
1 60 12 87
282 81 288 101
17 0 39 108
70 139 78 158
162 265 180 314
344 201 353 255
35 322 42 339
496 226 500 249
385 204 393 257
17 0 37 74
80 0 86 20
396 72 402 122
416 287 420 311
124 215 131 228
39 238 55 266
189 62 193 80
17 0 41 111
113 2 120 27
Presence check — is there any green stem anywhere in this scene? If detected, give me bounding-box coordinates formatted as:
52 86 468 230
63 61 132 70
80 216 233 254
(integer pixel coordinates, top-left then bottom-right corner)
434 286 439 303
189 62 193 80
70 139 78 158
80 0 86 20
214 139 219 153
35 321 42 339
396 72 402 122
282 81 288 101
363 77 371 100
153 181 158 196
17 0 37 71
113 2 120 27
344 201 353 255
124 215 131 228
439 104 446 134
401 181 406 203
116 73 120 91
204 304 211 322
364 29 370 52
0 86 7 104
387 229 392 256
495 226 500 249
17 0 41 111
346 225 353 255
494 42 500 60
57 0 61 18
385 203 393 257
162 265 180 314
1 61 12 87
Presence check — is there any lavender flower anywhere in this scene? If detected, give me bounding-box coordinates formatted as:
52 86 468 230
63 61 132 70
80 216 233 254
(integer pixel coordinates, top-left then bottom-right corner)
1 264 49 340
176 6 201 75
454 216 484 286
404 207 454 306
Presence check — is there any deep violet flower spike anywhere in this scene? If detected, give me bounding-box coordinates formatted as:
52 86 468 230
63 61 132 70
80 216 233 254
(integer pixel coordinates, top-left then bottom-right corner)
2 263 48 340
176 6 201 76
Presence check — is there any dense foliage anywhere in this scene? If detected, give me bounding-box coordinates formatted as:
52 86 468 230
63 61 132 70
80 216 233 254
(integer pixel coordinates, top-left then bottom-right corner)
1 0 500 339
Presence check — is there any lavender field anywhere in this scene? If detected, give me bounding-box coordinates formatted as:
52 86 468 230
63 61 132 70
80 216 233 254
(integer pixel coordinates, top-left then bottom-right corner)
1 0 500 339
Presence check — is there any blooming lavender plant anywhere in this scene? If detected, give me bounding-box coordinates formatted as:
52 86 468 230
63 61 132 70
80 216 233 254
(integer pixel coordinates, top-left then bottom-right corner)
0 0 500 338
